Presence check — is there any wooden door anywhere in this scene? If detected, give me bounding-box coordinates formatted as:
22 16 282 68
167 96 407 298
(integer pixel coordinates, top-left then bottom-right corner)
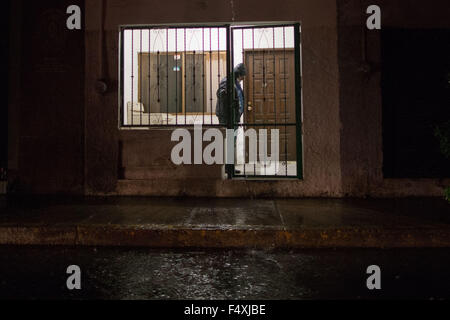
244 49 297 161
139 52 182 114
185 53 205 113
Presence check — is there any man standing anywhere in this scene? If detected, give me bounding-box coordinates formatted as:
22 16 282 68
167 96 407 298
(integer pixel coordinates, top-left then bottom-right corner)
215 63 246 126
215 63 246 176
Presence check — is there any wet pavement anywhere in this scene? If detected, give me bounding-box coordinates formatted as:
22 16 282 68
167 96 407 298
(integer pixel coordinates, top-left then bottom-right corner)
1 196 450 228
0 245 449 300
0 196 449 248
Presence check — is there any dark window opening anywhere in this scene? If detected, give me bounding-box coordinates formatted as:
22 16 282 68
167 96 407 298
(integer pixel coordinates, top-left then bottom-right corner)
382 28 450 178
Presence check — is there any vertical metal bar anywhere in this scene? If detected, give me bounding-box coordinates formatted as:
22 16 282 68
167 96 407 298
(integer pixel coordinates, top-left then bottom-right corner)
262 32 266 176
273 28 277 124
202 28 205 124
193 49 196 112
264 127 267 176
262 48 266 102
140 29 142 125
209 28 213 125
230 26 236 176
230 27 235 126
242 28 246 176
273 27 277 175
252 28 256 175
131 30 134 126
294 23 303 179
181 48 186 124
175 28 178 125
166 28 169 124
283 27 287 177
157 50 160 106
148 29 151 125
217 27 221 124
120 28 125 126
225 26 233 178
184 28 187 124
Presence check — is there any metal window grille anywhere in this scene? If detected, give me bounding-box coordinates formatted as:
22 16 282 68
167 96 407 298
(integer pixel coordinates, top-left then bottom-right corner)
119 23 303 179
120 26 229 127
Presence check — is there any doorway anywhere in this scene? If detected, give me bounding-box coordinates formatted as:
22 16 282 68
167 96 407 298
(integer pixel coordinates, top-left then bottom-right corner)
231 25 302 178
382 29 450 178
244 49 297 161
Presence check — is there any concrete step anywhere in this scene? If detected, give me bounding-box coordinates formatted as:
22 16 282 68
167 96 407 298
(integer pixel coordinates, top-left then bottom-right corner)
0 224 449 248
0 197 449 248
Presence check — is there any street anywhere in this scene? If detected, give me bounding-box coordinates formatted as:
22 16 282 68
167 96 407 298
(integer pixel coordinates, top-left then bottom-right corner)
0 246 448 300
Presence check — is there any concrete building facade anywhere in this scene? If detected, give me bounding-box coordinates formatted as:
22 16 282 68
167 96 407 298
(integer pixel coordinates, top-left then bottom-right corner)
6 0 450 197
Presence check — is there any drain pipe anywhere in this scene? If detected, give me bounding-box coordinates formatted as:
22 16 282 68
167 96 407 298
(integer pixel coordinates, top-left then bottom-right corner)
95 0 108 94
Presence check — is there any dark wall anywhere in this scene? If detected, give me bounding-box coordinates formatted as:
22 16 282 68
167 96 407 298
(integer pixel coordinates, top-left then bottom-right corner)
1 0 10 173
381 29 450 178
11 0 85 193
338 0 383 196
338 0 450 196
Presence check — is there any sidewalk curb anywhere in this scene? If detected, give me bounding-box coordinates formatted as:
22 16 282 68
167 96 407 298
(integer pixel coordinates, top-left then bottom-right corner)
1 225 450 248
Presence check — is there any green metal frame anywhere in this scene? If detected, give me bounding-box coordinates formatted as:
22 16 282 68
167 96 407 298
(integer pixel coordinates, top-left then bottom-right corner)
230 23 303 180
118 23 303 180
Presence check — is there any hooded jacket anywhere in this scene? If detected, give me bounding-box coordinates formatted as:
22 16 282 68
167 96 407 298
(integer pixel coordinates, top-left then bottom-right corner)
215 77 243 125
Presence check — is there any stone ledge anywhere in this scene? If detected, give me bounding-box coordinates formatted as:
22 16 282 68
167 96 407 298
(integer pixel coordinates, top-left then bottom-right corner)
1 225 449 248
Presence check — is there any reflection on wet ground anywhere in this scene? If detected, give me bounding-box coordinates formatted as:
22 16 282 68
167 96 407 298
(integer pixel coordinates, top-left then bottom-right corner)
0 246 449 299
